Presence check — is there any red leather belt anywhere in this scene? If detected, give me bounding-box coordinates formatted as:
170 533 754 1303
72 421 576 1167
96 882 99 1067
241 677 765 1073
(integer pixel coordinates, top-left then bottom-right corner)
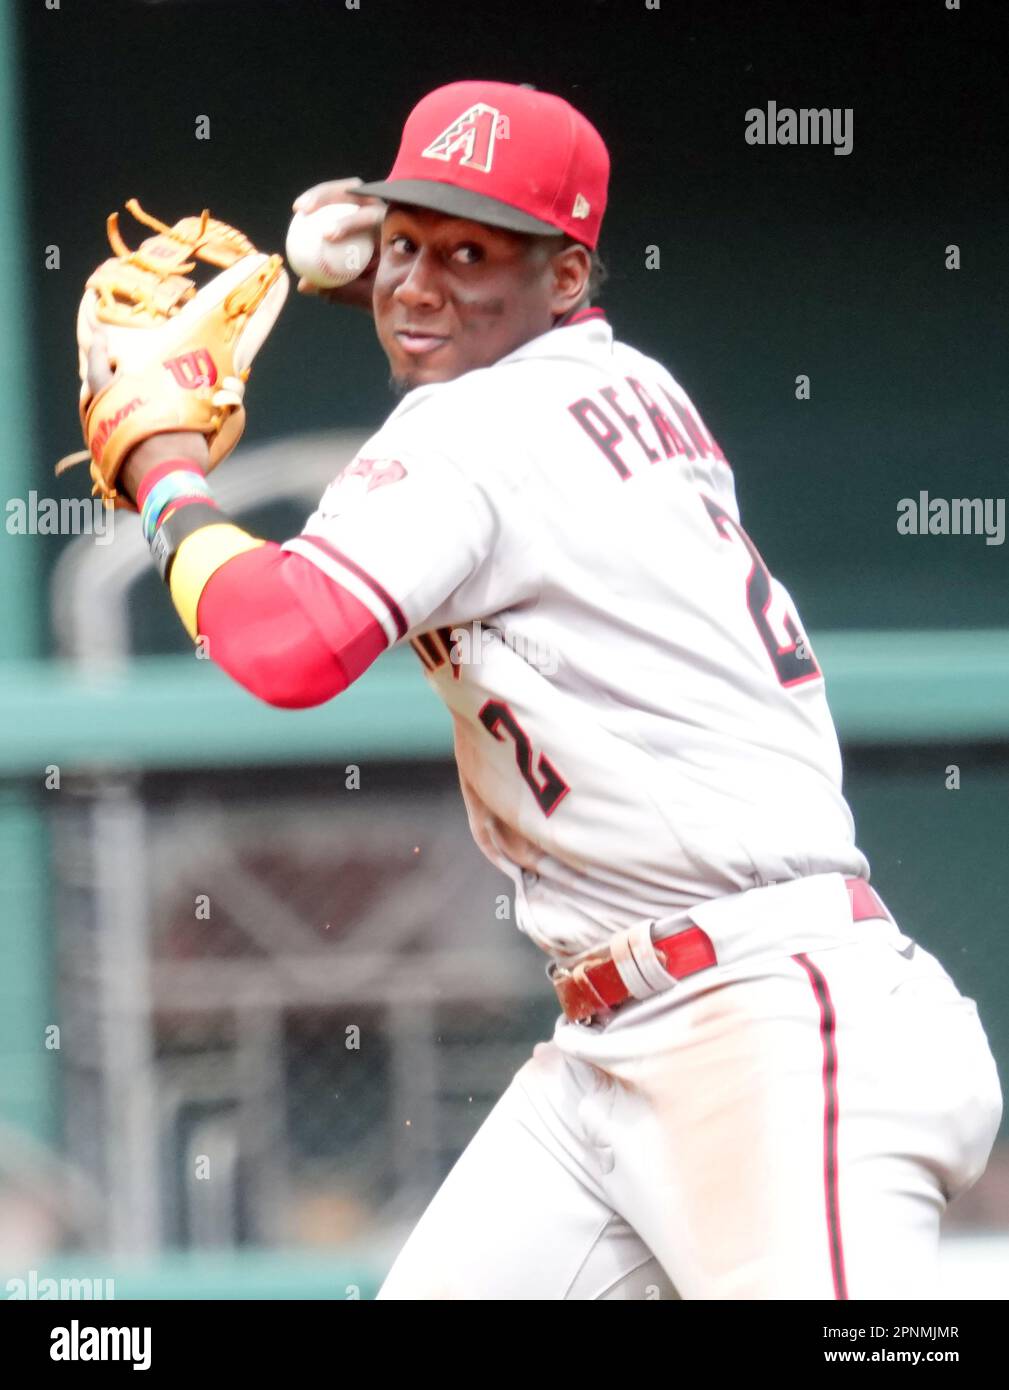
550 878 891 1025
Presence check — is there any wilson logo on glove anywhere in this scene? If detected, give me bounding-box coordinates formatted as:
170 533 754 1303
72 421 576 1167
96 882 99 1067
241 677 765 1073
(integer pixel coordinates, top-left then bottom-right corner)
164 349 218 390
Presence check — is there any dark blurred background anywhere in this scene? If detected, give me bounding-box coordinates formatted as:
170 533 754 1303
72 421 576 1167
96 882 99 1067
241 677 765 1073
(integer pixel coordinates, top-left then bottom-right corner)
26 0 1009 628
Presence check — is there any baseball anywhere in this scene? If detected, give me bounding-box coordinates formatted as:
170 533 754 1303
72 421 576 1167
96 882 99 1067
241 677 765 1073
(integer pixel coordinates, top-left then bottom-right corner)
285 204 375 289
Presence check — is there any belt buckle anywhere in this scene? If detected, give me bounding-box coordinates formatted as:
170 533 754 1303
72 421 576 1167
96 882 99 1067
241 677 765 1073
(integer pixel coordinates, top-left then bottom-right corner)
546 940 612 984
546 952 613 1025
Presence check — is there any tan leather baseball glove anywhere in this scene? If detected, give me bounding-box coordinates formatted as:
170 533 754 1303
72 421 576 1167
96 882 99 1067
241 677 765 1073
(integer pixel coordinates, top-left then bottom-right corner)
56 199 289 510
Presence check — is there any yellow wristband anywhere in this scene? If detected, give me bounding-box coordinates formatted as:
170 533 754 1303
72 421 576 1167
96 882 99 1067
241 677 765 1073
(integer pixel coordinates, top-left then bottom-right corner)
168 522 266 640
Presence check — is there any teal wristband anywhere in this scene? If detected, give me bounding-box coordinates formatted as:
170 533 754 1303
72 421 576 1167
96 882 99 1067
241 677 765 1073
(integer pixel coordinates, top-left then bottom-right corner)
141 470 215 542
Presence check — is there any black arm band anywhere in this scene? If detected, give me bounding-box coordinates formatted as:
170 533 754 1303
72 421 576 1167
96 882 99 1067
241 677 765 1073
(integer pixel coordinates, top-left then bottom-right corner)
149 502 233 583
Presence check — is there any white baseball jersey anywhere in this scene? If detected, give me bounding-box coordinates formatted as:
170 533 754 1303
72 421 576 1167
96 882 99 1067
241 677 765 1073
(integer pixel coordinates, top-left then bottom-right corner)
284 308 869 958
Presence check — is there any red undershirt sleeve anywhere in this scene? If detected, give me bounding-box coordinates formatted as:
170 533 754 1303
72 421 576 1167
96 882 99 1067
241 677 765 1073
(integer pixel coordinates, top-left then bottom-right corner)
195 542 389 708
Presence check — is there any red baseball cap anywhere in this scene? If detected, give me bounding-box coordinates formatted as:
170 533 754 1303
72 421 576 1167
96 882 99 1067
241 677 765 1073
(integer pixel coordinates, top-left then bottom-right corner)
356 80 609 250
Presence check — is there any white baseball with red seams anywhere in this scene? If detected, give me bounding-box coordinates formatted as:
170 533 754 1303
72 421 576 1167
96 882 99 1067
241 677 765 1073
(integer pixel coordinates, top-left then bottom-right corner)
284 204 374 288
283 307 1002 1298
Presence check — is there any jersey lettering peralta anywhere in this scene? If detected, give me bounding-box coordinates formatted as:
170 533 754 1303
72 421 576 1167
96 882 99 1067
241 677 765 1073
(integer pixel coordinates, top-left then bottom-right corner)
283 308 869 958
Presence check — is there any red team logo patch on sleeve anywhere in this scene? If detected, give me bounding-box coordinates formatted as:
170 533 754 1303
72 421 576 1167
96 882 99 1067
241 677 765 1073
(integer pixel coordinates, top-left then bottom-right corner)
340 457 409 492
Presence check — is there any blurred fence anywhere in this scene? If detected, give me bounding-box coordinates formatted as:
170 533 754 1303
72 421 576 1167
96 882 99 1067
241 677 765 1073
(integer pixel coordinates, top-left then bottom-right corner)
49 767 551 1257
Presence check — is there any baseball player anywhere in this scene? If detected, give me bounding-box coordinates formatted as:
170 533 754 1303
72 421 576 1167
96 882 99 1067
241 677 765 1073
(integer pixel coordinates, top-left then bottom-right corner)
72 80 1001 1299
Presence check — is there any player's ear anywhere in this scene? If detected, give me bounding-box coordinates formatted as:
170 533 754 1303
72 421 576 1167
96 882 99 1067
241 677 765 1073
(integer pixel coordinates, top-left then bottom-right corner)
548 239 592 316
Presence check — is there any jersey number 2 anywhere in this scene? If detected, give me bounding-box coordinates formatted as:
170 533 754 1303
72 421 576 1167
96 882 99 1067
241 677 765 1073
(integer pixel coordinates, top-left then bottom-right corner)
701 495 821 688
479 701 570 817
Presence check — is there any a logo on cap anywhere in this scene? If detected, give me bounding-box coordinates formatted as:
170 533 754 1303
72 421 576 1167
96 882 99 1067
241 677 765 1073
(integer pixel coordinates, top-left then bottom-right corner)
572 193 591 220
421 103 502 174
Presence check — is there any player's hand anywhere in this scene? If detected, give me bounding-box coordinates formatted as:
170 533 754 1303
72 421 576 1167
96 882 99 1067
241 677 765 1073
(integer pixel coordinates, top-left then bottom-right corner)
291 176 385 314
86 333 210 504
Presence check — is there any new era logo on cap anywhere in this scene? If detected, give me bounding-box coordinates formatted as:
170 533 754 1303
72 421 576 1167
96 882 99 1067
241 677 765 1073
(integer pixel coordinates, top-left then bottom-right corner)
355 80 610 249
